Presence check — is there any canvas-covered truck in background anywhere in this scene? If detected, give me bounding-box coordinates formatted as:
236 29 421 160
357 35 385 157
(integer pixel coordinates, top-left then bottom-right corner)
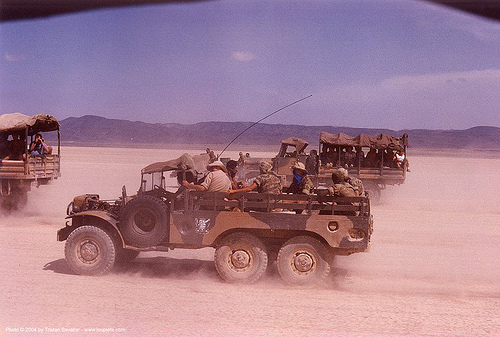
238 132 409 200
57 153 373 286
0 113 61 210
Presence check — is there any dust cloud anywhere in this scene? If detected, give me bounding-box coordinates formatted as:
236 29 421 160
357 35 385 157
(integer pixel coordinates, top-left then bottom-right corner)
1 146 499 336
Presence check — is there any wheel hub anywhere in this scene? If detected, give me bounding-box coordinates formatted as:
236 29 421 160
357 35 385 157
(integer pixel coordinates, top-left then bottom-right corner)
230 249 250 269
79 241 99 262
293 253 313 272
134 210 155 232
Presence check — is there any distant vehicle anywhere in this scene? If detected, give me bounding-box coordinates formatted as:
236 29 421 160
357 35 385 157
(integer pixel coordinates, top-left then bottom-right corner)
58 153 373 286
0 113 61 210
237 132 409 200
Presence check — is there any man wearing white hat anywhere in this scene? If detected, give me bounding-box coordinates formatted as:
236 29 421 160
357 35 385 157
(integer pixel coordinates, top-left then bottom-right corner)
182 160 232 192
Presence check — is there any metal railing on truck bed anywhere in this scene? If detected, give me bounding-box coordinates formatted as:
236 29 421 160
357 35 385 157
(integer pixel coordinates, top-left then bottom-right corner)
182 190 371 216
0 154 60 181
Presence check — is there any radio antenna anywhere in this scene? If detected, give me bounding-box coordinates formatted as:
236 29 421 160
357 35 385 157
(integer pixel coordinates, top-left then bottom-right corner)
218 94 312 158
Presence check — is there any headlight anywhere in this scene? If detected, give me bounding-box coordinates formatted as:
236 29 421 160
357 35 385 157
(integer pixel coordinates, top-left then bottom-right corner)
66 201 80 215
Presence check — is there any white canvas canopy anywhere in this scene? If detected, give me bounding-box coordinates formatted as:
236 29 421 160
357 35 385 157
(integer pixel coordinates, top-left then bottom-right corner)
141 153 210 174
0 113 60 135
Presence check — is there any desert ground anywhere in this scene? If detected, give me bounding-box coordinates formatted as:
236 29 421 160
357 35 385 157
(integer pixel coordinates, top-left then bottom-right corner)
1 146 499 337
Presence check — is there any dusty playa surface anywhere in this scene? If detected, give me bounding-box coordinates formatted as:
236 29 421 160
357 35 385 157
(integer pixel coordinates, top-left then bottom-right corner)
1 146 499 337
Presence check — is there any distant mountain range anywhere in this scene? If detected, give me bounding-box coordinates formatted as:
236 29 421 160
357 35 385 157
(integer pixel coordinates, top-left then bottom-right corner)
52 115 500 150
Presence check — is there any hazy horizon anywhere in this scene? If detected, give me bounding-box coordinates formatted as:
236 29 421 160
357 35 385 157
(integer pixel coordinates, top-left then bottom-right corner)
2 0 500 130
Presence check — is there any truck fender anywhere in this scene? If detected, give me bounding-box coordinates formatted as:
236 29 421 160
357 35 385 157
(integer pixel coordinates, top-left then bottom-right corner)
58 211 125 247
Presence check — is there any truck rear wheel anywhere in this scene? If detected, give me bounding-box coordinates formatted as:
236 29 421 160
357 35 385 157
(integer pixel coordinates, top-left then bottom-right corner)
64 225 116 276
214 232 268 284
277 236 330 287
119 195 168 247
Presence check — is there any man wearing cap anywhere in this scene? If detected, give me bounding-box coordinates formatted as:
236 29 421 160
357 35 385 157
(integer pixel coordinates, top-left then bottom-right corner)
328 169 357 197
285 162 314 195
337 167 365 197
227 160 281 195
182 160 232 192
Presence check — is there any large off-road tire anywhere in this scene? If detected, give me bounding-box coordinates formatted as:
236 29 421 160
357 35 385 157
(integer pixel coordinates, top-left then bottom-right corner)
64 226 116 276
277 236 330 287
214 232 268 284
119 195 168 247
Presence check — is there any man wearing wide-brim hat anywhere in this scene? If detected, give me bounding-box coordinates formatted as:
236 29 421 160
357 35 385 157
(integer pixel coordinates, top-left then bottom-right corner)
285 161 315 196
182 160 232 192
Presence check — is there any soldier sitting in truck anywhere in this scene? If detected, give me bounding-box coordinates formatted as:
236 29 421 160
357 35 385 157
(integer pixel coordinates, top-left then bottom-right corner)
227 160 281 196
328 169 357 197
284 162 314 196
226 160 282 212
337 167 365 197
327 169 358 215
284 162 314 214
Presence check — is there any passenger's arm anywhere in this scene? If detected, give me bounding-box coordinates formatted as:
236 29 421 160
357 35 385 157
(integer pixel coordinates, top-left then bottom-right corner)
227 182 257 194
182 180 207 191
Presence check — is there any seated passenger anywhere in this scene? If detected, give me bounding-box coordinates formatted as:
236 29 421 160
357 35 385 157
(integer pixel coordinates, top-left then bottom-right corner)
395 148 410 171
328 169 357 197
327 169 357 215
29 133 52 155
0 133 8 160
225 160 245 190
363 148 375 167
284 162 314 214
383 149 396 168
337 167 364 197
3 134 25 160
182 160 231 192
227 160 282 195
344 146 356 167
285 162 314 195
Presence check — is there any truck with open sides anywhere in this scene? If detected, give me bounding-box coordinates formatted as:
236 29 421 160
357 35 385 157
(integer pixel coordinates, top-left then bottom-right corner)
0 113 61 210
238 132 409 200
57 153 373 286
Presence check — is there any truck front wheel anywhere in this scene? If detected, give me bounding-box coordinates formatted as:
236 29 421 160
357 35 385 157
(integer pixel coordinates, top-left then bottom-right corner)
214 232 268 284
64 226 116 276
277 236 330 287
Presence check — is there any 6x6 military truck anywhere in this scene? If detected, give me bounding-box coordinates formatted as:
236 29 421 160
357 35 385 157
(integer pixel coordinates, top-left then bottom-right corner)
0 113 61 210
238 132 409 200
58 153 373 286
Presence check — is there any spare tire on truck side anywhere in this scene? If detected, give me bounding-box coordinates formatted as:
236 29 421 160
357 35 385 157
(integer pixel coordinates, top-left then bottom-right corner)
119 195 168 247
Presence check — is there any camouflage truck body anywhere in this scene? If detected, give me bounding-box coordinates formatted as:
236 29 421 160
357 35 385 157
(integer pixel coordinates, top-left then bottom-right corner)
58 186 372 286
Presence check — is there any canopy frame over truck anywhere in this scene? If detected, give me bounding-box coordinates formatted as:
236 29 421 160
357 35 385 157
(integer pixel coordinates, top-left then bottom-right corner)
316 131 409 190
238 132 409 200
0 113 61 209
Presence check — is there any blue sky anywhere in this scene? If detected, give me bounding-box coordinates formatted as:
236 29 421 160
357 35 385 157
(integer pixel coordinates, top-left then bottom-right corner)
1 0 500 130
